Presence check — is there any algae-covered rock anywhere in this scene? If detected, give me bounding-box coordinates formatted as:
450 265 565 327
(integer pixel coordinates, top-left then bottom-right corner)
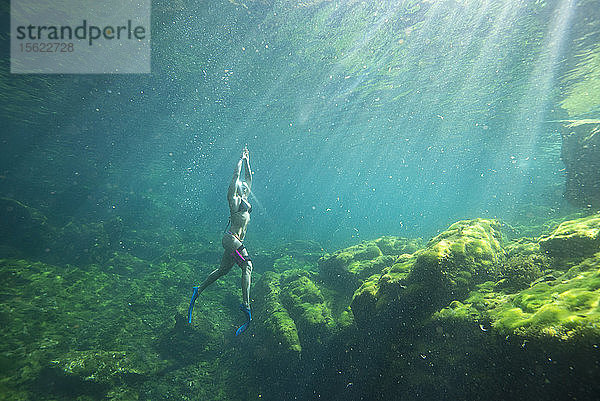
280 270 335 346
56 350 158 386
351 255 416 327
498 253 551 291
253 271 302 357
410 219 504 300
253 268 343 359
410 219 505 295
351 219 505 327
505 238 542 257
436 252 600 342
491 252 600 341
319 241 383 290
538 214 600 261
319 237 420 293
374 236 423 255
351 273 384 326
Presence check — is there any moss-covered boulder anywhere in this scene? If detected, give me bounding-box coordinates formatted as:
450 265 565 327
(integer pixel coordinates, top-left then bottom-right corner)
497 253 550 291
54 350 160 386
436 251 600 343
252 268 347 361
538 214 600 261
352 219 505 327
410 219 504 295
351 256 415 326
374 236 423 255
252 271 302 359
505 237 542 257
492 253 600 341
319 237 420 293
280 270 335 347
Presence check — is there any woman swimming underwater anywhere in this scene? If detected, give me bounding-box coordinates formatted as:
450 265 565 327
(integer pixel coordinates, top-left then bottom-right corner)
187 147 254 336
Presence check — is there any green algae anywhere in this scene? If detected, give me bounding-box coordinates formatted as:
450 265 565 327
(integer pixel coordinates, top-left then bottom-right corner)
352 215 600 347
435 251 600 342
492 253 600 340
352 219 505 326
319 236 421 294
538 214 600 261
410 219 505 293
374 236 423 255
498 253 550 291
0 252 244 400
252 271 302 356
280 270 335 345
3 212 600 400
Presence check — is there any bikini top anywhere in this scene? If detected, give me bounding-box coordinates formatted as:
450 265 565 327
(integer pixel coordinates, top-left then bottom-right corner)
238 197 252 214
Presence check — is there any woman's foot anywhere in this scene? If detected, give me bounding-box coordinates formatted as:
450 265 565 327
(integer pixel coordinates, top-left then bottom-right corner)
235 304 251 336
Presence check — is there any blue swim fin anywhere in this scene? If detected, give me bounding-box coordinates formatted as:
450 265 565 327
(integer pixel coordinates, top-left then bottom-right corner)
187 286 200 324
235 304 251 336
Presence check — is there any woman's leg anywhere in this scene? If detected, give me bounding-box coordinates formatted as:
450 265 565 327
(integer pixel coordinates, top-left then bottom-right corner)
197 251 235 294
241 260 253 307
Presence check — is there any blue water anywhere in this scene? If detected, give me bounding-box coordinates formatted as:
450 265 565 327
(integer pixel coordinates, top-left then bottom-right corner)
3 0 593 251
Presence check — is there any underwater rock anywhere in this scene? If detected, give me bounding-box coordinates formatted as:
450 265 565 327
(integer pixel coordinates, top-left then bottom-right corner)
410 219 505 293
350 255 415 327
279 270 336 347
505 237 542 257
105 251 151 276
436 251 600 342
252 271 302 358
318 237 420 294
499 238 552 291
497 253 550 291
54 350 154 386
272 254 316 273
561 121 600 208
538 214 600 261
253 269 344 359
319 241 383 291
492 252 600 341
374 236 423 255
352 219 505 327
